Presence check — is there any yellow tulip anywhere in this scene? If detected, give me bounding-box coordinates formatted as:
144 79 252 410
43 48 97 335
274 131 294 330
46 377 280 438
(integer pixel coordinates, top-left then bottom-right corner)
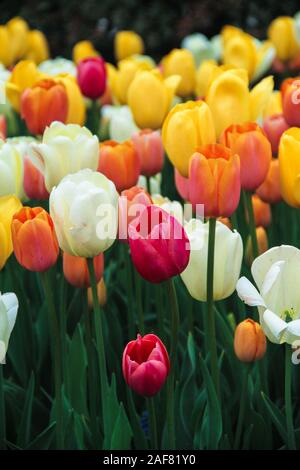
268 16 299 61
7 17 29 62
195 59 217 97
0 26 13 67
114 31 144 62
73 40 99 64
6 60 41 112
263 90 283 118
54 74 86 125
222 26 257 79
25 30 49 64
0 195 22 270
279 127 300 207
109 58 153 104
162 100 216 177
162 48 196 97
249 76 274 121
127 69 180 129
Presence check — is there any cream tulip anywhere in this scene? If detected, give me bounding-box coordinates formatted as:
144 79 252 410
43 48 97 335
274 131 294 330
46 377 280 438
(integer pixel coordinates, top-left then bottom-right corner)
0 139 25 199
0 292 18 363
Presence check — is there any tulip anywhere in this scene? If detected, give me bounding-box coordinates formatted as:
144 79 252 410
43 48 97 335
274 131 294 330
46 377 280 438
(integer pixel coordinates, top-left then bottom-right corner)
220 122 272 191
0 291 19 363
263 90 283 118
25 30 49 64
263 114 289 155
162 48 196 97
127 69 180 129
162 100 216 177
218 217 232 229
188 144 240 218
87 278 107 308
29 121 99 192
101 105 139 142
6 60 41 112
20 79 68 135
256 159 281 204
137 174 161 195
152 195 184 224
222 27 257 79
50 169 119 258
181 219 243 301
0 116 7 140
234 319 266 362
7 17 29 60
0 139 24 199
174 169 189 201
118 186 152 241
279 128 300 208
38 58 77 77
249 195 271 228
236 245 300 344
128 205 190 283
268 17 299 61
281 77 300 127
23 157 49 200
63 252 104 288
122 333 170 396
77 57 107 100
53 74 85 126
0 195 22 270
115 31 144 62
195 59 218 97
245 226 268 266
73 40 99 64
0 26 13 67
11 207 59 272
98 140 141 193
181 33 218 67
132 129 164 177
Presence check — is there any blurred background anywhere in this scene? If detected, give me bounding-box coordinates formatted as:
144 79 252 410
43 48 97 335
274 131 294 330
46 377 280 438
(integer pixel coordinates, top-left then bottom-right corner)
0 0 299 62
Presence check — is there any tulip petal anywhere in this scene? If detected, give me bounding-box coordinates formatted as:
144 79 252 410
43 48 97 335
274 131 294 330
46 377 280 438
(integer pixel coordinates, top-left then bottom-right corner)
236 276 266 307
262 309 287 344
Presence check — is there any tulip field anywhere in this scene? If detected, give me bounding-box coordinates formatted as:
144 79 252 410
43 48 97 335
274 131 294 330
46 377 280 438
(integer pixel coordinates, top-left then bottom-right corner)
2 11 300 454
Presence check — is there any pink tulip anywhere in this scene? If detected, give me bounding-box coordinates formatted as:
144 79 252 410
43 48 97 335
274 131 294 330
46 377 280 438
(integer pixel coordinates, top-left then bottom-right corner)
263 114 289 155
132 129 164 177
23 157 49 200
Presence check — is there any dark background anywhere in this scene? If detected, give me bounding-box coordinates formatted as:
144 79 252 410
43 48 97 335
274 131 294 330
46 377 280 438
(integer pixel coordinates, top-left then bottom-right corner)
0 0 299 62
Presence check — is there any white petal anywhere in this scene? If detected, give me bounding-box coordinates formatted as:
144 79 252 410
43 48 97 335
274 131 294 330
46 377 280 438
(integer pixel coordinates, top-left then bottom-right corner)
284 320 300 345
262 309 287 344
0 341 5 363
261 260 285 297
236 277 266 307
1 293 18 337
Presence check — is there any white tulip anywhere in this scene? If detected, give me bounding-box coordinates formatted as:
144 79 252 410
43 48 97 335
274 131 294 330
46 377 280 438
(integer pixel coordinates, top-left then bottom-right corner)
0 139 25 200
181 219 243 301
152 194 185 224
236 245 300 345
38 57 77 76
50 169 119 257
0 292 18 363
108 105 139 142
137 174 161 195
29 121 99 192
181 33 217 67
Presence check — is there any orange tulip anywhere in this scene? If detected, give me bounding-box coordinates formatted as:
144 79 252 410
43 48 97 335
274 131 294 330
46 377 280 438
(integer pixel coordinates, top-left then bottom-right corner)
98 140 141 192
11 207 59 272
23 157 49 201
188 144 240 218
281 77 300 127
118 186 152 241
250 194 271 228
218 217 232 229
220 122 272 191
63 252 104 288
87 278 107 308
245 226 268 265
256 158 281 204
20 79 68 135
234 318 266 363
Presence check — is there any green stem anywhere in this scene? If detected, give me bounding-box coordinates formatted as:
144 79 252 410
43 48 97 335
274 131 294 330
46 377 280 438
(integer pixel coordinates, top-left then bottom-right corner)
87 100 100 136
148 397 158 449
285 344 296 450
243 191 258 259
123 244 135 339
155 284 165 344
40 271 63 449
134 269 144 334
206 217 220 399
87 258 109 443
166 278 180 450
0 366 6 450
233 365 249 449
146 176 151 195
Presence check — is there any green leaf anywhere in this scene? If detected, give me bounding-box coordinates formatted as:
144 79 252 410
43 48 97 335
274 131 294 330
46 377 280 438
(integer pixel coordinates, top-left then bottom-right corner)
179 333 197 441
16 373 35 448
66 324 87 415
26 423 56 450
110 402 133 450
261 392 287 443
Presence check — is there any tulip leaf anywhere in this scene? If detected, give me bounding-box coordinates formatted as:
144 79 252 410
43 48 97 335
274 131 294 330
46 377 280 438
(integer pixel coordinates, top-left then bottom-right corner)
179 333 197 441
261 392 287 443
16 372 35 449
26 422 56 450
66 324 87 415
110 402 133 450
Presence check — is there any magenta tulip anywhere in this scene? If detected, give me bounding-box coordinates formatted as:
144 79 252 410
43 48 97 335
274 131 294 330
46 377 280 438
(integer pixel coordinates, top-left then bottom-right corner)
77 57 107 99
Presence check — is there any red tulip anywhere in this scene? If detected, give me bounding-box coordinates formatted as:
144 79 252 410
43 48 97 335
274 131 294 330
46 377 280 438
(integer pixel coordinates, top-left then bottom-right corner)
77 57 107 99
263 113 289 155
122 333 170 396
23 157 49 200
256 158 281 204
118 186 152 242
0 115 7 139
128 205 190 283
281 77 300 126
132 129 164 177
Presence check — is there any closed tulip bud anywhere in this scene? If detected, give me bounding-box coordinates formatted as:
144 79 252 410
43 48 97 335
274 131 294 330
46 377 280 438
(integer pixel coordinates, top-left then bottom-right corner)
122 333 170 396
12 207 59 272
195 59 218 97
132 129 164 177
162 101 216 177
175 169 189 201
127 69 180 129
281 77 300 127
0 116 7 140
7 17 29 62
189 144 240 218
87 278 107 309
245 226 268 266
73 40 99 65
77 57 107 100
263 91 283 118
63 252 104 288
23 157 49 200
181 219 243 301
115 31 144 62
0 26 13 67
279 127 300 207
234 319 266 362
268 16 299 61
25 30 49 64
162 48 196 98
118 186 152 241
0 291 19 363
21 79 68 135
256 158 281 204
182 33 217 68
54 74 86 126
0 195 22 270
220 122 272 191
249 194 271 228
98 140 140 193
222 27 257 79
263 114 289 154
128 205 190 283
29 121 99 192
0 140 25 200
50 169 119 257
6 60 41 112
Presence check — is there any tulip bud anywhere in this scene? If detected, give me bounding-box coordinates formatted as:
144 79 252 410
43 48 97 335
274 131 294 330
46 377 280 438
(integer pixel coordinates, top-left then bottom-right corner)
0 195 23 270
132 129 164 177
115 31 144 62
174 169 189 201
98 140 141 193
12 207 59 272
25 30 49 64
118 186 152 241
6 60 41 112
268 16 299 62
0 140 25 200
162 48 196 98
87 278 107 308
63 252 104 288
77 57 107 100
73 40 99 65
256 158 281 204
23 157 49 200
245 226 268 266
250 194 271 228
263 114 289 155
122 333 170 396
281 77 300 127
0 291 19 363
234 319 266 362
279 127 300 207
